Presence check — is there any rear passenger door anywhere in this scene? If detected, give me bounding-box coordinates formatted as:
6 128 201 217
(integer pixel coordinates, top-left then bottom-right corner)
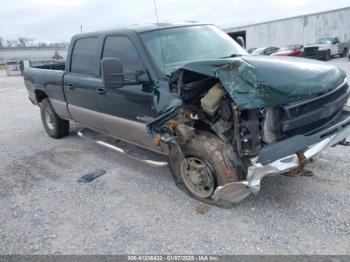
64 37 104 130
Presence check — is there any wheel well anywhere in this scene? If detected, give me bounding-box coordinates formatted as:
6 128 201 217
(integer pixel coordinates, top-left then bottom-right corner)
34 90 48 103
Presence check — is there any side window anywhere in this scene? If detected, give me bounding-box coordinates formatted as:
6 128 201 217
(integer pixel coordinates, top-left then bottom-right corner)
102 36 143 72
71 37 99 75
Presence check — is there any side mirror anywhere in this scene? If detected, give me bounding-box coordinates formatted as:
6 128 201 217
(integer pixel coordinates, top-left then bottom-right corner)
101 58 150 88
101 58 124 88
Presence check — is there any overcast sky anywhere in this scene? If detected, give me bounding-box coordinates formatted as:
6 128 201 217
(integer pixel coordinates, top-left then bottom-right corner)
0 0 349 43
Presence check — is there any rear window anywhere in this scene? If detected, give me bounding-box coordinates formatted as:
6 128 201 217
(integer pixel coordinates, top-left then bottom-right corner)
70 37 99 76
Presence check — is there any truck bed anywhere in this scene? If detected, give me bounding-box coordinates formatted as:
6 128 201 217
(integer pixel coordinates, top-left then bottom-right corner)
32 61 65 71
23 67 66 105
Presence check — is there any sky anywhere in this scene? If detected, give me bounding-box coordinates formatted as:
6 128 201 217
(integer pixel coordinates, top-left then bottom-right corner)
0 0 349 43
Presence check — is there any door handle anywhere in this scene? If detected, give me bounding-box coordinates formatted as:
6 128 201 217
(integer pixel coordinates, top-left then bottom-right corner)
65 83 74 90
97 88 106 95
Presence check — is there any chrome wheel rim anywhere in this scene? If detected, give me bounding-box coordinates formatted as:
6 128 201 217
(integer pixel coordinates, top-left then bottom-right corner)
44 109 55 130
180 157 215 199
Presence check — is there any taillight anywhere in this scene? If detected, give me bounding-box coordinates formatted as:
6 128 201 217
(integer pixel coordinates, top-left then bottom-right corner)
290 50 302 56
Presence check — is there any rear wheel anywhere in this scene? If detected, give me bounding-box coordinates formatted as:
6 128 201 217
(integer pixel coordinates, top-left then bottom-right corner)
40 98 69 138
169 131 245 207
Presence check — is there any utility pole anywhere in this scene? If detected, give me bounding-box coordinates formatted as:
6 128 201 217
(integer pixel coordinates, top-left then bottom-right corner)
80 25 83 33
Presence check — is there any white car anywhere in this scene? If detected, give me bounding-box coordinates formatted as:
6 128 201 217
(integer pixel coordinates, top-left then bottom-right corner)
302 37 350 61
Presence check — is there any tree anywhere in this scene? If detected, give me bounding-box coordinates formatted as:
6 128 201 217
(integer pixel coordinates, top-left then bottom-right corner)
6 40 18 47
18 37 34 47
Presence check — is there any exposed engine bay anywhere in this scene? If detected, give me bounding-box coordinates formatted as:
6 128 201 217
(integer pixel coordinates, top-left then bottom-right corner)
166 69 283 159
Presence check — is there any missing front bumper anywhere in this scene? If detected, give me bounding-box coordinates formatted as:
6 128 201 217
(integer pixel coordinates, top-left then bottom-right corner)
213 109 350 204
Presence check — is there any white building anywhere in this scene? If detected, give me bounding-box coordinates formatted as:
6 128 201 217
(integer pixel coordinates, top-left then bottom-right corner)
224 7 350 49
0 47 67 65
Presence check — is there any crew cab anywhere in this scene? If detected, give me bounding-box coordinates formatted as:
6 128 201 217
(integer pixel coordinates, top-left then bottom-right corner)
302 37 350 61
24 24 350 207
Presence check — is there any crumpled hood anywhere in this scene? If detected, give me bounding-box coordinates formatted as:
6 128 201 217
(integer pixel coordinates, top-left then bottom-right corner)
177 56 346 109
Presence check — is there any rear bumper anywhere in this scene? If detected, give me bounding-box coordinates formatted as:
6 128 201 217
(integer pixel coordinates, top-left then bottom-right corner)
213 108 350 203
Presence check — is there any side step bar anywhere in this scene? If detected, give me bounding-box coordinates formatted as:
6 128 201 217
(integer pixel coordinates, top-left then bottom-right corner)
77 128 168 167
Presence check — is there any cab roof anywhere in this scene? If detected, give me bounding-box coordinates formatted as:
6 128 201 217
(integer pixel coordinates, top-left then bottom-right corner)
73 22 210 38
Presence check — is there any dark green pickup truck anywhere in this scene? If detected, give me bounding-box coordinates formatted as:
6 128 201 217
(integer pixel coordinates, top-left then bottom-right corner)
24 23 350 207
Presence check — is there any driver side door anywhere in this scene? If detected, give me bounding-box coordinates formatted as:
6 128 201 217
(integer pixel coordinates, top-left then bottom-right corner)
331 37 340 56
97 35 159 151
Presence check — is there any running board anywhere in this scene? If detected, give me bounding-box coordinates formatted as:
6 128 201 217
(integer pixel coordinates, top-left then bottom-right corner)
77 128 168 167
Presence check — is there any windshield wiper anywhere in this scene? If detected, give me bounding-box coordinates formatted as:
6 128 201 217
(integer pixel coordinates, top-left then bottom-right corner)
219 54 242 59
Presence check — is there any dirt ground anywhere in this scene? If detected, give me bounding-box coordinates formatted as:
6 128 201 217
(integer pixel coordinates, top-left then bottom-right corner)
0 58 349 255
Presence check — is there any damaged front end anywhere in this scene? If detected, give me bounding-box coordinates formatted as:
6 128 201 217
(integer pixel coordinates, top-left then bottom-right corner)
147 56 350 205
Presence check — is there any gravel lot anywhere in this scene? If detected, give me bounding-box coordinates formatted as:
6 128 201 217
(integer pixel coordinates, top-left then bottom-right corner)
0 57 350 255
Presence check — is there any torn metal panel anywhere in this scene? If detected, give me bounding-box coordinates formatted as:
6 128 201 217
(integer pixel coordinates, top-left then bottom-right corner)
146 101 183 137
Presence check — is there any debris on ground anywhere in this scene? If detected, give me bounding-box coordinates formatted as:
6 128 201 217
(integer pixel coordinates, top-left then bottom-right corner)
77 169 106 183
195 203 209 214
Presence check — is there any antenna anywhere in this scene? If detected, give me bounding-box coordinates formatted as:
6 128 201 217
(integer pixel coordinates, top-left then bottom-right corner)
153 0 166 76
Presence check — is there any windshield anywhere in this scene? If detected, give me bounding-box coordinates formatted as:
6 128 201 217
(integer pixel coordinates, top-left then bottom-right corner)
251 47 266 55
316 38 333 44
139 25 247 75
279 45 295 51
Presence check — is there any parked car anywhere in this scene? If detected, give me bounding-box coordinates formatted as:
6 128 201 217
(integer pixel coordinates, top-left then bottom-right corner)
271 45 303 57
251 47 279 56
302 37 350 61
24 23 350 207
247 47 257 54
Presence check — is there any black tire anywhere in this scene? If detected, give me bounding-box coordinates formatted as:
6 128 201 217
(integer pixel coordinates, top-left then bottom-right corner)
40 98 69 138
169 131 245 207
324 50 331 61
342 48 348 58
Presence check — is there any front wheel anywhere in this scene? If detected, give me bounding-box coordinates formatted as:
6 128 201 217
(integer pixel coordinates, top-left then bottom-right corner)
40 98 69 138
168 131 245 206
324 50 331 61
